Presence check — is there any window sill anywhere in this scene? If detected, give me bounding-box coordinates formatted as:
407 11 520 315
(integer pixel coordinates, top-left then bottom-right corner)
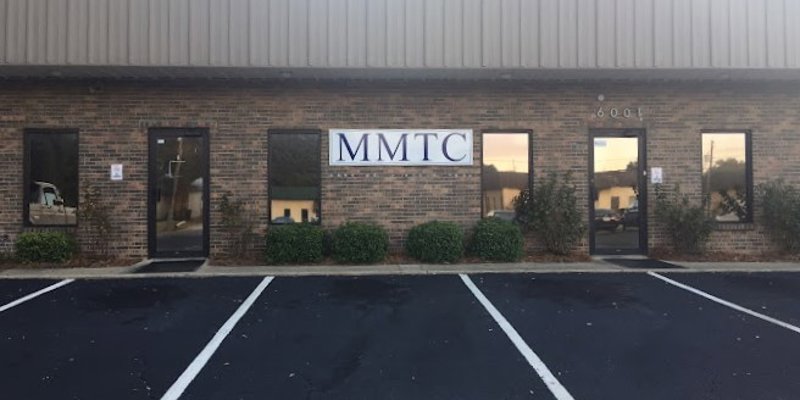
713 222 755 231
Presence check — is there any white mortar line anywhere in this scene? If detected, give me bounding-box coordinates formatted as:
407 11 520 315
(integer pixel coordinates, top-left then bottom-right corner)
160 276 275 400
0 279 74 313
648 271 800 335
459 274 576 400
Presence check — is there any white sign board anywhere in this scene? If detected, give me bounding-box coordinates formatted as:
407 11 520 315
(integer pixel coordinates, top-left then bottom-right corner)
650 167 663 184
110 164 123 181
329 129 473 166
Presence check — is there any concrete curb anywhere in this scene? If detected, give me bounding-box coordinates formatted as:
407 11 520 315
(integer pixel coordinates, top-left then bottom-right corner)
1 259 799 280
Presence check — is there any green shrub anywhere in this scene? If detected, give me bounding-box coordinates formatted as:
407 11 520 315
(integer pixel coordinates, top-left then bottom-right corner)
758 180 800 253
406 221 464 263
332 222 388 264
469 218 525 262
514 172 586 255
654 184 715 254
264 224 324 264
322 229 334 257
15 232 77 263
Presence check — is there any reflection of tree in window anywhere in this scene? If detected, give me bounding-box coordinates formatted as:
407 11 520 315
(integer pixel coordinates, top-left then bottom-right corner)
481 133 530 219
155 137 204 226
702 133 748 222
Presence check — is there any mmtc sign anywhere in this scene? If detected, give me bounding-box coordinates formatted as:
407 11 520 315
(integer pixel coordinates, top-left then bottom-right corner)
329 129 473 166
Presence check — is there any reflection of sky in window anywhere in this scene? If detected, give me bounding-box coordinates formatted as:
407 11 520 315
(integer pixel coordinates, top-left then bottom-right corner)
702 133 746 173
483 133 529 172
594 137 637 172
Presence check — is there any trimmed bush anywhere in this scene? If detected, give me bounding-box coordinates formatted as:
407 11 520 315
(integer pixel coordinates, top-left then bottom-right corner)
406 221 464 263
654 184 714 254
322 229 334 257
264 224 324 264
332 222 388 264
469 218 525 262
758 180 800 253
15 232 77 263
514 172 586 255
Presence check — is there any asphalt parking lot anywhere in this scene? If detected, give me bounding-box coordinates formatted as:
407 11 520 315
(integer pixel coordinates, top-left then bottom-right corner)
1 272 799 400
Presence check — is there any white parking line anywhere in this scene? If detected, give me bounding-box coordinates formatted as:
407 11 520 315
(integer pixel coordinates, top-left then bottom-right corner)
160 276 274 400
0 279 75 313
459 274 575 400
648 271 800 335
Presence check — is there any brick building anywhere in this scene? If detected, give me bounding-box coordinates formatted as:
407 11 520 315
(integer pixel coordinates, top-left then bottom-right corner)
1 0 799 260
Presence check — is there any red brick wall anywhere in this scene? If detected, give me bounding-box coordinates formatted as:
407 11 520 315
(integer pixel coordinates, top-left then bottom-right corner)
0 79 798 259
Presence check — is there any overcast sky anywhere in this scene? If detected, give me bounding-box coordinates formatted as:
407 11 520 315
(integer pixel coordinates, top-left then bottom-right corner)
483 133 529 173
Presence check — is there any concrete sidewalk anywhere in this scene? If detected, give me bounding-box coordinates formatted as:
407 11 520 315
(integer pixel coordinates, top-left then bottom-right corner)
1 258 800 279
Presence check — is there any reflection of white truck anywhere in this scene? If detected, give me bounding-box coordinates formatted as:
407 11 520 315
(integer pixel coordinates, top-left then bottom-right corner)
29 181 76 225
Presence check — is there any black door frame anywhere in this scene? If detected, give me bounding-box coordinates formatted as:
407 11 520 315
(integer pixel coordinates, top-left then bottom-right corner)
588 128 648 255
147 128 210 258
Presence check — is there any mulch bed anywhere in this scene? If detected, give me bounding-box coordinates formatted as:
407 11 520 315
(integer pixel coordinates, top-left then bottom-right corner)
0 256 140 270
211 251 591 267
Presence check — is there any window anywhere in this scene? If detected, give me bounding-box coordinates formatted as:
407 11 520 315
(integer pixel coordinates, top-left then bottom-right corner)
702 131 752 223
481 132 531 220
268 130 321 224
24 129 79 226
610 196 620 211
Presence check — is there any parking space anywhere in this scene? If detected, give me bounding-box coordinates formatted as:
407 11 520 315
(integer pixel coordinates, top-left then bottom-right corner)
1 271 799 399
0 279 61 305
183 275 551 400
473 273 800 400
0 277 260 400
659 272 800 327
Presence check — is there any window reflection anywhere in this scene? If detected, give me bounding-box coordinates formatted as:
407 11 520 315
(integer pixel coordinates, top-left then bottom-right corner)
154 135 205 254
269 132 321 224
25 131 79 226
702 133 750 222
592 137 640 250
482 133 530 220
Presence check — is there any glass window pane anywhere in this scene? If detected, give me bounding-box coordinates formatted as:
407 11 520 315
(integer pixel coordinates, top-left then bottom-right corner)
592 136 640 250
153 134 206 255
269 132 321 224
26 132 79 226
702 133 749 222
482 133 529 220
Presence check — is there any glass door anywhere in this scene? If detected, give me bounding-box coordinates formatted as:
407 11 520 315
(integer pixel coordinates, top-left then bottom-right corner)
589 130 647 254
148 129 209 258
